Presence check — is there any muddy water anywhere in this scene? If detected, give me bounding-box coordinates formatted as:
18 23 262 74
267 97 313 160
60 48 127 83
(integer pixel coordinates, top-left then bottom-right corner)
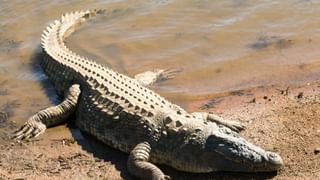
1 1 320 130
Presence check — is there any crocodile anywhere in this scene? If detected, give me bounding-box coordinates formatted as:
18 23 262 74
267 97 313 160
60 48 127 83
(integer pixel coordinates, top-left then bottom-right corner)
13 10 283 179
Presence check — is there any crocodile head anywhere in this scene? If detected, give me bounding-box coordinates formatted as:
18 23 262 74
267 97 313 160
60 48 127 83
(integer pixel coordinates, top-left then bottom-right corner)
201 129 283 172
171 125 283 172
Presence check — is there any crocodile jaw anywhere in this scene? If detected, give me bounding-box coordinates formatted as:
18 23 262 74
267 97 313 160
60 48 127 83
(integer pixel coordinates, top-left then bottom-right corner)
204 132 283 172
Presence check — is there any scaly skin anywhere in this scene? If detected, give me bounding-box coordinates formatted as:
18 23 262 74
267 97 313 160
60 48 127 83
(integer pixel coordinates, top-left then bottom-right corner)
13 10 283 179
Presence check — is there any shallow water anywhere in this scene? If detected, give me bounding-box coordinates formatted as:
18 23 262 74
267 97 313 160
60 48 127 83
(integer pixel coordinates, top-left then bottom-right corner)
1 0 320 125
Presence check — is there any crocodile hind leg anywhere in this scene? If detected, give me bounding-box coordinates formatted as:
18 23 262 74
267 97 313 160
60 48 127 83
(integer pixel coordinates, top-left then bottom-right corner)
191 112 245 132
13 84 81 140
134 68 182 87
128 142 170 180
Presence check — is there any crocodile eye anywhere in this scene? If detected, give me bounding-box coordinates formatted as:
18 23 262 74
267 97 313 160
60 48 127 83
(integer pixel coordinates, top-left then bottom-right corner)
205 134 233 151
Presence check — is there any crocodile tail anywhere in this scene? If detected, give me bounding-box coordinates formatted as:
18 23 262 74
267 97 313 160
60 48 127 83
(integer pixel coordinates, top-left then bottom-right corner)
40 9 107 89
59 9 106 40
41 9 106 51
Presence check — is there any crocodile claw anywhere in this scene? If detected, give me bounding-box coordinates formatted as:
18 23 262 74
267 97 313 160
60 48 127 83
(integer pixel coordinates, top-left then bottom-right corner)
155 175 171 180
135 68 183 87
12 120 46 141
222 120 246 132
158 68 183 81
207 113 246 133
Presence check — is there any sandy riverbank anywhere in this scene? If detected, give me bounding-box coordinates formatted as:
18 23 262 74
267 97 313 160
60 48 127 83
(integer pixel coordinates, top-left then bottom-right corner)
0 80 319 179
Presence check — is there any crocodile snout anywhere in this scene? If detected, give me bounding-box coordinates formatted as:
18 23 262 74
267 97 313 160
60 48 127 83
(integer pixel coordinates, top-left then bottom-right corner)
263 151 283 171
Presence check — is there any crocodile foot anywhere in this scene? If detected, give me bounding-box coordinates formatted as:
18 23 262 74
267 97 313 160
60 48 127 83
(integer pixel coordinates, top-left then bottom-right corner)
155 175 171 180
192 112 246 132
135 68 182 87
128 142 171 180
207 112 246 132
157 68 183 81
12 119 46 140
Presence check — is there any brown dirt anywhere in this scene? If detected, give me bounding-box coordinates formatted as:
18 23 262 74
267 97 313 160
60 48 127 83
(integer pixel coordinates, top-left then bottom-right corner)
1 81 320 180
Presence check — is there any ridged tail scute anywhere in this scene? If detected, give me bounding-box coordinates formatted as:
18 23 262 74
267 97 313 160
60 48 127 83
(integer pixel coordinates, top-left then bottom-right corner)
41 9 106 52
39 9 106 94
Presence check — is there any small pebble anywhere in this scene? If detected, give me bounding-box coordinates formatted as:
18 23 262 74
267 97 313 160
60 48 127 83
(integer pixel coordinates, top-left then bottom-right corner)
314 148 320 155
249 98 256 103
297 92 303 99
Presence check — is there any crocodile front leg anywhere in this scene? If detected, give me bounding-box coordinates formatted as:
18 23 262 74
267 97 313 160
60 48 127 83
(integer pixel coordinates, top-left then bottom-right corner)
13 84 81 140
192 112 245 132
134 68 182 87
128 142 170 180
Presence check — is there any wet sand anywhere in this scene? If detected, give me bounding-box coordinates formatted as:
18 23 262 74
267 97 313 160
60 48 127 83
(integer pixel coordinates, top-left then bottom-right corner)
0 0 320 179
